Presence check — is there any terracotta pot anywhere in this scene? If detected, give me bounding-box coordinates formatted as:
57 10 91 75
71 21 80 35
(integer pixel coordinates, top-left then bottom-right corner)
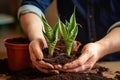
55 39 81 52
73 41 81 51
4 36 32 71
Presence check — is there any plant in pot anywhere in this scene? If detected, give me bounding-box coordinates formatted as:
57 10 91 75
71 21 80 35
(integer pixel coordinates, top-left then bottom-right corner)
41 10 82 68
3 36 32 71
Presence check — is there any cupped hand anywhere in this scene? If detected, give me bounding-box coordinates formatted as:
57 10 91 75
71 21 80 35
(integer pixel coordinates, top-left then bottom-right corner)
55 42 105 72
29 39 59 74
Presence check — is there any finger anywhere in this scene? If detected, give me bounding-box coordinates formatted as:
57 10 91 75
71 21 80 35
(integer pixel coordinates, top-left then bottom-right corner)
84 56 97 70
32 61 49 73
54 64 62 69
65 56 96 73
63 52 93 70
54 64 71 72
63 59 93 73
29 45 36 62
64 64 91 73
57 56 96 73
63 58 82 70
35 64 59 74
78 49 93 65
31 57 39 68
32 56 54 69
29 42 55 70
29 42 43 60
35 64 49 73
38 61 54 69
48 70 59 74
75 56 95 72
63 52 92 70
54 64 63 71
63 49 93 70
33 58 54 69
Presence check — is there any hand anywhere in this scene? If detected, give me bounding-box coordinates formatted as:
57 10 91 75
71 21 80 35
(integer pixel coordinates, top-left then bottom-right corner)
29 39 59 74
56 42 105 72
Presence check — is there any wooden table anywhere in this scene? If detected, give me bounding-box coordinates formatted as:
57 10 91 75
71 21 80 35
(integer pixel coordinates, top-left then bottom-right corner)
96 61 120 79
97 61 120 73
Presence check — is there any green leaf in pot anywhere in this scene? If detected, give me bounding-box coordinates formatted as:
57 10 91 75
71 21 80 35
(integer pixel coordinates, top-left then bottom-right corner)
59 9 82 56
42 16 59 56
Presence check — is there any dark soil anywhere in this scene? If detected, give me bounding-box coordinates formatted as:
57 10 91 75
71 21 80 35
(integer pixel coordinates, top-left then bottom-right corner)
0 55 120 80
43 48 80 65
42 39 81 65
5 37 30 44
7 68 113 80
115 71 120 79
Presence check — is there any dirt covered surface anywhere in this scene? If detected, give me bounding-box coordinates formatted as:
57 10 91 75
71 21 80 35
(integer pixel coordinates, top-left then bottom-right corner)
7 67 116 80
0 43 120 80
2 38 120 79
0 56 120 80
0 59 119 80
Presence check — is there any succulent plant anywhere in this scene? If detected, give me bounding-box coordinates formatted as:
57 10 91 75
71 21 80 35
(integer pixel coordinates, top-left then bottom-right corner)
42 9 81 56
59 10 81 56
42 16 59 56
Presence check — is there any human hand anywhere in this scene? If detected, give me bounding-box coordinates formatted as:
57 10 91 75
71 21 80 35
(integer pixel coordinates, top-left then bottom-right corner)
29 39 59 74
55 42 105 72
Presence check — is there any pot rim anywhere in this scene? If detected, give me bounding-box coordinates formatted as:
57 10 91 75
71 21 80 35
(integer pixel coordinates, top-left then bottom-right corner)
55 40 81 51
3 36 29 47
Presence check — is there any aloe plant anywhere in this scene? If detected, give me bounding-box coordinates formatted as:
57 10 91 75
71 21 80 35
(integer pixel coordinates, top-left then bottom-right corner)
42 9 81 56
42 16 59 56
59 10 81 56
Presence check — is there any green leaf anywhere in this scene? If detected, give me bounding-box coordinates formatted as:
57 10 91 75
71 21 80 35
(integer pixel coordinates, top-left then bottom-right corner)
42 16 59 56
69 25 78 41
59 9 80 56
42 16 53 41
59 19 68 40
69 9 77 34
53 22 59 42
65 26 78 56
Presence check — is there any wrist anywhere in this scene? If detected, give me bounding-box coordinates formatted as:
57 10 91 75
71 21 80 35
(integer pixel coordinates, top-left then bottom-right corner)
30 37 47 49
28 31 44 41
95 40 110 56
28 30 47 48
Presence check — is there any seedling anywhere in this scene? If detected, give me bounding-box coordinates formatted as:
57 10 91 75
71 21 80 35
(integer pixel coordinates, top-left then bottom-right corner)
59 10 81 56
42 10 81 56
42 16 59 56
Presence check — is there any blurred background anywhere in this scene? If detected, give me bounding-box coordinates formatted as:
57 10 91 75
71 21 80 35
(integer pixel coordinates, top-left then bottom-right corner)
0 0 58 59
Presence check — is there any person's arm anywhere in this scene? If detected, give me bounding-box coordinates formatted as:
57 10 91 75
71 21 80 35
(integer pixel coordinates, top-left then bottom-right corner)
18 0 59 74
96 27 120 55
20 13 59 74
18 0 52 41
20 13 46 45
96 21 120 55
58 26 120 72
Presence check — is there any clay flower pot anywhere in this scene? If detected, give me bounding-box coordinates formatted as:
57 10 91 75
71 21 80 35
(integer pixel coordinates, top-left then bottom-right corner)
55 39 81 52
4 36 32 71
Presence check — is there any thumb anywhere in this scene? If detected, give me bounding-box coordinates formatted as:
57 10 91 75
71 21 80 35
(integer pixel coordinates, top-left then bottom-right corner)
29 40 44 60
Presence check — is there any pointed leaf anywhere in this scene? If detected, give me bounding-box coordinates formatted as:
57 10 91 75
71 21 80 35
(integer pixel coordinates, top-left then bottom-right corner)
69 25 78 40
69 9 77 33
41 16 53 41
59 19 68 40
